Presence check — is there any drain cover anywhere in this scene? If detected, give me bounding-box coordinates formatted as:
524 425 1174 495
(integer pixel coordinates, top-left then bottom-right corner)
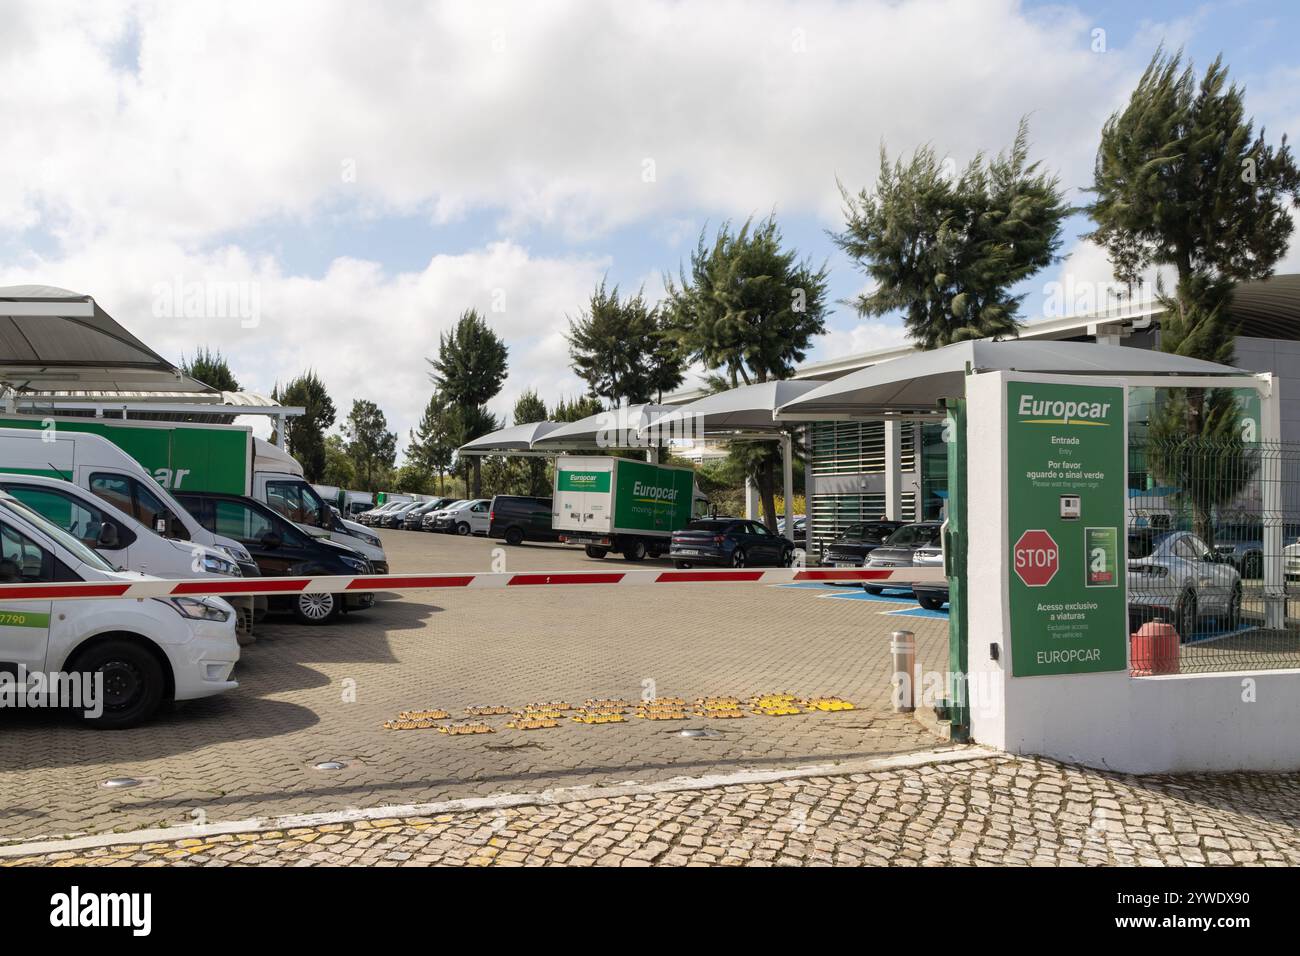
312 760 348 771
678 728 723 739
99 777 143 789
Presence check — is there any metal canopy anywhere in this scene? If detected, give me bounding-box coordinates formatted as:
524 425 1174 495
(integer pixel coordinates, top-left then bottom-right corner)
532 403 672 450
776 340 1247 420
0 285 206 392
457 420 565 456
643 379 828 438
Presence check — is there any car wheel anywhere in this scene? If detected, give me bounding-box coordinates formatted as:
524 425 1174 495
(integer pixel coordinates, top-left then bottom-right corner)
916 594 945 611
504 527 524 546
71 639 165 729
294 591 338 625
781 547 794 568
585 546 608 559
1174 590 1197 641
730 548 746 568
863 585 884 595
1226 583 1242 630
624 540 647 562
455 522 471 536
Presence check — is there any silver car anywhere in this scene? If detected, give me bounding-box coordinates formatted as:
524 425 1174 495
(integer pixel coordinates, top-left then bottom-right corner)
1128 529 1242 637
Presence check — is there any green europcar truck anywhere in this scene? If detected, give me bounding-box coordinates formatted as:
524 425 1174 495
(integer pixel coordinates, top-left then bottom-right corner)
552 455 701 562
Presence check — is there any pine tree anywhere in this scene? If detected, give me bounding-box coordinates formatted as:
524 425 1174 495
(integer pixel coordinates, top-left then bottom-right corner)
428 310 509 496
663 216 827 529
567 281 684 406
181 347 241 392
410 391 456 493
835 117 1069 350
280 370 336 482
1088 48 1300 543
343 399 397 493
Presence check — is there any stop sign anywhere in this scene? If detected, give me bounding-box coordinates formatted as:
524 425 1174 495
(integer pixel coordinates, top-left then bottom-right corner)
1014 529 1059 587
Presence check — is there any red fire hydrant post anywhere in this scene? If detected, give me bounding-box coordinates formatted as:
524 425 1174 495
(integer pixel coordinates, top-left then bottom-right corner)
1130 621 1180 676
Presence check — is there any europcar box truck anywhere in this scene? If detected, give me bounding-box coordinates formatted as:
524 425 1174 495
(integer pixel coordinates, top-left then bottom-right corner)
0 415 388 572
552 455 699 561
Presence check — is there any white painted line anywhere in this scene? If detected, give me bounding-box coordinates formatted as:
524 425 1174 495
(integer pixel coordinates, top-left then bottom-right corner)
0 746 999 857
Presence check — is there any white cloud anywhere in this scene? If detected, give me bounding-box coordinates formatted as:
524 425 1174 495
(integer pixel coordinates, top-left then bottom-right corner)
0 240 607 453
0 0 1151 245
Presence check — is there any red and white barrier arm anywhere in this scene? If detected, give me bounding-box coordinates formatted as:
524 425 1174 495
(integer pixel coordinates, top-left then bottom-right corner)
0 566 947 602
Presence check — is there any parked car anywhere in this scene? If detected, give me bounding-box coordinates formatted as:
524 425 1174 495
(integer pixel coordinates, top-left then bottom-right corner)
176 491 376 625
356 502 396 526
670 518 794 569
422 500 464 531
822 520 905 567
910 542 948 610
402 499 448 530
378 501 422 529
0 491 240 728
431 499 491 535
862 521 943 594
1129 529 1242 637
490 495 558 545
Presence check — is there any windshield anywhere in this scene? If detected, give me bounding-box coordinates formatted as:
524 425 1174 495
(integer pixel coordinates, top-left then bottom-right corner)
0 496 118 573
885 524 940 547
1128 531 1171 560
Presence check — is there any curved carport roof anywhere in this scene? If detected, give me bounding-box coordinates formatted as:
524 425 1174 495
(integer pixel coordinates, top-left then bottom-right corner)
776 340 1247 419
0 284 209 392
644 379 827 438
457 420 565 456
532 403 672 450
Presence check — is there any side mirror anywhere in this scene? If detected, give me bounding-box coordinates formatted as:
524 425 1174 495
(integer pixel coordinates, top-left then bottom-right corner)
259 531 283 550
97 522 120 549
0 558 20 583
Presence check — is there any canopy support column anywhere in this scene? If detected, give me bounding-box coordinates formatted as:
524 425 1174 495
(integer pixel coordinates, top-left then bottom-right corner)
804 425 815 552
885 420 903 520
745 476 758 520
781 431 794 544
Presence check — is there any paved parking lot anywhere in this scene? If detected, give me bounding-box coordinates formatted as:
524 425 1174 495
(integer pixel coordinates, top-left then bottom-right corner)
0 529 948 844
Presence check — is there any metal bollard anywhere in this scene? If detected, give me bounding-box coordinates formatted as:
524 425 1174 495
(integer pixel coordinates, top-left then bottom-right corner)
890 629 915 713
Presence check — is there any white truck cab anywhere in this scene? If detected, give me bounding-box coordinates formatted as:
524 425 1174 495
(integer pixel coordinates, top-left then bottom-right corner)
0 492 240 728
252 440 388 572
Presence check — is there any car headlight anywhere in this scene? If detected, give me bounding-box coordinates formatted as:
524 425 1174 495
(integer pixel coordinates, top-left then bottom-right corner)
218 542 253 563
158 596 232 622
356 531 381 549
339 555 369 573
203 554 242 577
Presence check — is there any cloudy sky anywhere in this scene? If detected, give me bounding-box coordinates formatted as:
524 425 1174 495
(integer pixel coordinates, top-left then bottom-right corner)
1 0 1297 450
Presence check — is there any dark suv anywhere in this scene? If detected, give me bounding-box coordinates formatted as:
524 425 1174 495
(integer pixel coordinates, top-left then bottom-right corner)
670 518 794 569
822 520 905 567
176 491 375 626
490 495 558 546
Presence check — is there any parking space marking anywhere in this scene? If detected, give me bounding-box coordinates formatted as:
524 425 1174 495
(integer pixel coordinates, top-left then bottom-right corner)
886 607 950 620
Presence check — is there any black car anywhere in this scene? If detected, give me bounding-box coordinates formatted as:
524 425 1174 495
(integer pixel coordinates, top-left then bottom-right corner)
379 502 421 528
176 491 375 626
861 521 943 595
490 495 558 545
822 520 905 567
670 518 794 569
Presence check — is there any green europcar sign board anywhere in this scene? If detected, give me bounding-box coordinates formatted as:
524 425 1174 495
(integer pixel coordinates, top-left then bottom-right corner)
557 469 611 494
1006 381 1127 677
0 415 252 495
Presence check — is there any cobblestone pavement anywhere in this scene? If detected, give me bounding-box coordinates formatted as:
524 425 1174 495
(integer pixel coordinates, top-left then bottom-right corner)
0 531 947 843
6 752 1300 866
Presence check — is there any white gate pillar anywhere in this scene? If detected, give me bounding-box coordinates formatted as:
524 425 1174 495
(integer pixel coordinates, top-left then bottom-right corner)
884 419 903 519
1260 373 1285 629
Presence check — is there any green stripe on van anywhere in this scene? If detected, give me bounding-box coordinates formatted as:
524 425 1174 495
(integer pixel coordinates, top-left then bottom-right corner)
0 611 51 629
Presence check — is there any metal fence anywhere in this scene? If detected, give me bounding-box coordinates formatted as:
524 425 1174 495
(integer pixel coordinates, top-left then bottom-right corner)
1127 436 1300 675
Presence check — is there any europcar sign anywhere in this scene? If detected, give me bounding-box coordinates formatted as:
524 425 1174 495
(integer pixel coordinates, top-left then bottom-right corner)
1006 381 1127 677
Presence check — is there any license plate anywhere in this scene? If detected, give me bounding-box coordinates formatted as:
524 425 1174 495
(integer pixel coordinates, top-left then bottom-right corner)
834 562 858 568
678 549 701 556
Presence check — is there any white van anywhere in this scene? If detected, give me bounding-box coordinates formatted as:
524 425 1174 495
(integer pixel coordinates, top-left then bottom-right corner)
0 491 240 728
431 499 490 535
0 427 262 629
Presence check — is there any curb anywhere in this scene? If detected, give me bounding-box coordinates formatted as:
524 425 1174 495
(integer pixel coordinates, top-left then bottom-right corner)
0 745 1000 859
